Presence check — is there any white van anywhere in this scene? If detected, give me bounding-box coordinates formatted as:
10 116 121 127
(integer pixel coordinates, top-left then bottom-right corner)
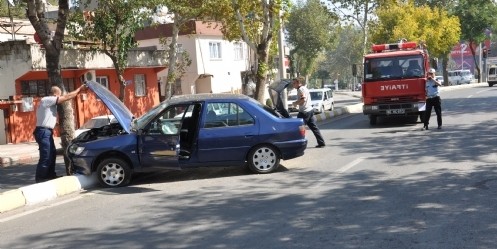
287 89 298 112
488 66 497 87
448 70 473 85
309 88 334 113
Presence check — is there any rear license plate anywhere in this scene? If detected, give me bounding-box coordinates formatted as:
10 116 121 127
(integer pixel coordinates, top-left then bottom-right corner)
386 109 405 115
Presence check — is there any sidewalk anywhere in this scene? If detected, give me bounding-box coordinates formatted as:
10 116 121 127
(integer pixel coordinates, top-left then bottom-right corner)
0 137 98 213
0 137 62 168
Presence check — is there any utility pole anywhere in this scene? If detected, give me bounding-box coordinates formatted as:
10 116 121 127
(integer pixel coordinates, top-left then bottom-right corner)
7 0 15 40
278 10 288 110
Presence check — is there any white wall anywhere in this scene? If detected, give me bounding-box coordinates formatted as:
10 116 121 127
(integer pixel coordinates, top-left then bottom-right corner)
0 42 33 99
138 35 251 95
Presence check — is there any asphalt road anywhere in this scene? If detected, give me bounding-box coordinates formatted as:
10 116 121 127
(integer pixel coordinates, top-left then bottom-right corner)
1 86 497 249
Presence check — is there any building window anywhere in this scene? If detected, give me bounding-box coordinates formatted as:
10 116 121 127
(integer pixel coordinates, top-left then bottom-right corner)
234 42 243 60
209 42 222 60
96 76 109 88
21 79 75 97
134 74 146 97
62 78 75 93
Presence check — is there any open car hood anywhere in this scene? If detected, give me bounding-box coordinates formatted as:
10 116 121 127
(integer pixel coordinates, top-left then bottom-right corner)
84 80 134 133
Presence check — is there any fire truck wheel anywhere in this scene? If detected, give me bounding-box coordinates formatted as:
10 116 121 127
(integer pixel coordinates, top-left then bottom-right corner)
369 115 377 125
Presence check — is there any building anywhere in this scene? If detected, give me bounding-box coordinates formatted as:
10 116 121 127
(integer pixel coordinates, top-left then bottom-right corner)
0 39 167 144
135 20 255 97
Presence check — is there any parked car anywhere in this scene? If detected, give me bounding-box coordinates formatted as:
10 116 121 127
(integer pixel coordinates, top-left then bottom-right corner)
74 115 117 138
448 70 473 85
67 81 308 187
488 65 497 87
287 89 298 112
309 88 334 113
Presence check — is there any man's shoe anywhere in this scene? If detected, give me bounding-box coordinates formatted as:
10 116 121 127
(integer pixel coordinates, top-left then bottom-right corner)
437 126 442 129
315 144 325 148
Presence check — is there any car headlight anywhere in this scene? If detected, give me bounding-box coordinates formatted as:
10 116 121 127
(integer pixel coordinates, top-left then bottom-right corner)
68 144 85 155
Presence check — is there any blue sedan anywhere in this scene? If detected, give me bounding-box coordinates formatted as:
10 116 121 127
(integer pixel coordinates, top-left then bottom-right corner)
67 81 308 187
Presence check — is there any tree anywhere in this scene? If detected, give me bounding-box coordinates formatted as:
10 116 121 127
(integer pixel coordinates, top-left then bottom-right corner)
285 0 338 78
151 1 212 99
69 0 154 102
207 0 289 103
326 0 393 55
318 25 364 89
25 0 75 175
0 0 26 18
453 0 497 82
371 1 460 85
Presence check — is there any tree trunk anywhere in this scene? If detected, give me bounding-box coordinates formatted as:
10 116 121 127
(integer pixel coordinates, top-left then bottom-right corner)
105 52 127 102
442 53 449 86
27 0 74 175
469 42 481 83
254 42 270 104
164 19 180 100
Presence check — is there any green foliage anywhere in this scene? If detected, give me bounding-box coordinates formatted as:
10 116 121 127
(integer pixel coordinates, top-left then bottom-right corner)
314 25 363 87
286 0 339 77
454 0 497 45
0 1 26 18
68 0 155 101
203 0 290 102
371 1 460 57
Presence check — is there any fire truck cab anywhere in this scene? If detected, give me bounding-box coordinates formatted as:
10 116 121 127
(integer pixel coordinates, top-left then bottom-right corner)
362 41 432 125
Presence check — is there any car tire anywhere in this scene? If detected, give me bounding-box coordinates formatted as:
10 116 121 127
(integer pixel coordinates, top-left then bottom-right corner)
96 157 132 187
247 145 280 174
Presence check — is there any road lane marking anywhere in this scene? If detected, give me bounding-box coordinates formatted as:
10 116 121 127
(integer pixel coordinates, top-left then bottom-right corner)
336 157 364 173
311 157 364 188
0 195 85 223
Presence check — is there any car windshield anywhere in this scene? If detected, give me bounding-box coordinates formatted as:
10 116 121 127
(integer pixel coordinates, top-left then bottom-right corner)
310 92 323 101
132 101 169 131
364 55 424 81
80 117 112 129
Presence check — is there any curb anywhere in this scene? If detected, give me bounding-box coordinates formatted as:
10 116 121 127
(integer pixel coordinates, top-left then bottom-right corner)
0 174 97 213
315 103 363 122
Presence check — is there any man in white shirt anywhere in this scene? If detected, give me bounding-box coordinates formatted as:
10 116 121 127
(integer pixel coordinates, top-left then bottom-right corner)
34 84 86 183
423 68 442 130
292 77 326 148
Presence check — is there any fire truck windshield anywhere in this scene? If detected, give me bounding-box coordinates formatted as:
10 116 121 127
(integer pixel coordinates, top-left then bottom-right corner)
364 55 424 81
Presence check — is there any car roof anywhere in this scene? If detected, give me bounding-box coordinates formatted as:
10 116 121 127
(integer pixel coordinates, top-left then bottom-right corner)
167 93 250 105
309 88 332 92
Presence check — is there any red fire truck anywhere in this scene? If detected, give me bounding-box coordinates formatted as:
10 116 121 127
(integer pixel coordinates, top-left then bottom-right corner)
362 41 434 125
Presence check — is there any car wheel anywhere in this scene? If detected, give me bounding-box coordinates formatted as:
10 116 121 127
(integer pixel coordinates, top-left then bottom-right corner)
247 145 280 174
489 83 494 87
96 157 132 187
